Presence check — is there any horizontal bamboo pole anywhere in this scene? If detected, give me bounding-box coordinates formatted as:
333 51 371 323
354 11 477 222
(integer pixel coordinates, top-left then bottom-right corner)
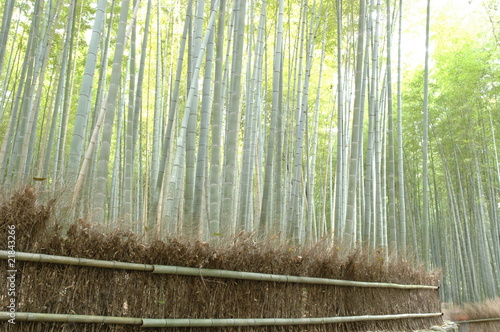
0 250 153 271
456 317 500 324
0 312 142 325
0 250 438 289
142 313 443 327
0 311 443 327
152 265 438 289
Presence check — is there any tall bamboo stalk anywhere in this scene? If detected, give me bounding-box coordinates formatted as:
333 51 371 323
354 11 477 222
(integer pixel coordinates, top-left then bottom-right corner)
422 0 431 265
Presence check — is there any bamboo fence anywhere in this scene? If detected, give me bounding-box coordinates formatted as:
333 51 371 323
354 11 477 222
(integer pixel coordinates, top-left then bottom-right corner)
454 318 500 332
0 250 438 289
0 311 443 327
0 249 443 328
458 318 500 323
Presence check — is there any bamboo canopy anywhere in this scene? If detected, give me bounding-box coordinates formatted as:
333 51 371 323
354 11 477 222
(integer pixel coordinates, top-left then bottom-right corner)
0 250 438 289
0 312 443 327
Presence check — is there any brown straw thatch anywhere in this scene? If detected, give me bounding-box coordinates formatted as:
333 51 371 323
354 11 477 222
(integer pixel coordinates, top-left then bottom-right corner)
445 297 500 332
0 187 442 331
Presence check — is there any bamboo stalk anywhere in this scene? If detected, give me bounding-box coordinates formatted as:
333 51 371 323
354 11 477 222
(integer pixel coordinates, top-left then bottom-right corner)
0 250 438 289
0 311 442 327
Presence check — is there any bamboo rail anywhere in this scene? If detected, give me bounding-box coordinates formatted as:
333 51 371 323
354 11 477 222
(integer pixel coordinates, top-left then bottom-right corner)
455 317 500 324
0 312 141 325
0 250 438 289
0 312 443 327
141 313 444 327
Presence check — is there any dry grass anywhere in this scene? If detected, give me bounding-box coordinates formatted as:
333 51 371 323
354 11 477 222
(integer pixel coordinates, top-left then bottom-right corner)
445 297 500 332
0 188 442 331
0 186 53 252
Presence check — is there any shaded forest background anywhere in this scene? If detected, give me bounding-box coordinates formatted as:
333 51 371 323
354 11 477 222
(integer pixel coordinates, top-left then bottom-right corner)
0 0 499 305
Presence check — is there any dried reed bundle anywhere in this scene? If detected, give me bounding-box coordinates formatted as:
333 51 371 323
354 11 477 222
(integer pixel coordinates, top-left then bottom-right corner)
446 297 500 332
0 188 442 331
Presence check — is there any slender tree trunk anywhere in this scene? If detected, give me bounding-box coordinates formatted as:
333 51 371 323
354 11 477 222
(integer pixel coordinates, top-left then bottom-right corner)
449 145 479 301
238 0 266 232
422 0 431 265
93 0 132 222
126 0 151 225
193 0 217 237
386 0 397 251
0 0 15 79
344 0 367 245
364 0 375 245
334 0 344 239
183 0 206 230
67 0 108 182
165 0 219 237
147 0 164 236
41 0 76 183
221 0 247 234
396 0 407 257
259 0 284 236
149 0 194 225
208 0 226 237
5 0 41 185
123 0 138 224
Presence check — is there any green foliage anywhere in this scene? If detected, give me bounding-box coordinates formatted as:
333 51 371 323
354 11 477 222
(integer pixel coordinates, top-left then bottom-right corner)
401 10 500 301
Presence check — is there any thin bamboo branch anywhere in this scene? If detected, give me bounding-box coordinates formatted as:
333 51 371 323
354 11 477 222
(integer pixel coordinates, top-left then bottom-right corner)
0 250 438 289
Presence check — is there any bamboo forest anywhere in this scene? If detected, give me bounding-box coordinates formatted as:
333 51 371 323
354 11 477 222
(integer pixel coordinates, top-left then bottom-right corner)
0 0 499 308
